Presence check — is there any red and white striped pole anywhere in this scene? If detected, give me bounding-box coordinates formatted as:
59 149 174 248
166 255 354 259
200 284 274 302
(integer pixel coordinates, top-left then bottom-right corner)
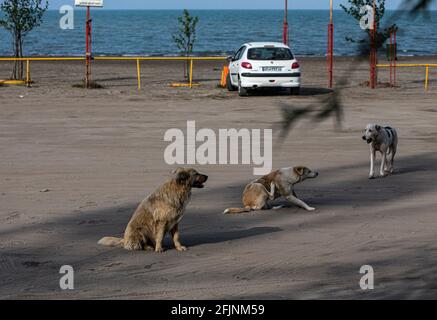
327 0 334 88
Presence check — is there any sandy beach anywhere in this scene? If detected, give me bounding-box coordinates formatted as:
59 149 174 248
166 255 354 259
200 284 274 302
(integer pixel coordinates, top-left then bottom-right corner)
1 56 437 299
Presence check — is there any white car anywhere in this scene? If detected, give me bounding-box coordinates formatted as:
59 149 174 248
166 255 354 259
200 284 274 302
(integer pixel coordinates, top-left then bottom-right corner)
226 42 301 96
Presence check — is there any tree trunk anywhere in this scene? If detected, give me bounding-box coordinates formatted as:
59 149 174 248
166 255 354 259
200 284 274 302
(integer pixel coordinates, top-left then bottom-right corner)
12 33 18 79
185 60 190 80
11 33 24 80
19 37 24 80
184 51 190 80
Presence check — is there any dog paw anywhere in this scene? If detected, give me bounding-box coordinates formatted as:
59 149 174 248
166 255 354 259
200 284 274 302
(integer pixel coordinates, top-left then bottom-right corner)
176 246 187 252
155 247 165 253
368 175 375 179
306 207 316 212
223 209 230 215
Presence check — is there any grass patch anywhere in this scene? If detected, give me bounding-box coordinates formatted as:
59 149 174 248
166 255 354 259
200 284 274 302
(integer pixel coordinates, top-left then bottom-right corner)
72 80 104 89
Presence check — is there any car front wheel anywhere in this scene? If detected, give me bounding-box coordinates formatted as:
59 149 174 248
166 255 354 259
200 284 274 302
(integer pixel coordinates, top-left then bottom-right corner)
238 78 249 97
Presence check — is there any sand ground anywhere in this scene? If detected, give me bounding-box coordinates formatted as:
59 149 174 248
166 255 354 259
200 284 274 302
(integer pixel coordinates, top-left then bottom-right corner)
0 56 437 299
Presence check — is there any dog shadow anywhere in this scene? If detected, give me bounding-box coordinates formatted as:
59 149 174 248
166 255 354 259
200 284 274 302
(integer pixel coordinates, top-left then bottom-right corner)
208 152 437 213
164 226 282 248
299 152 437 209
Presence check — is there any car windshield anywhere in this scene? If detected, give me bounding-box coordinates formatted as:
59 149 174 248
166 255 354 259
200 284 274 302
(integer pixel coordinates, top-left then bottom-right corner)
247 47 294 60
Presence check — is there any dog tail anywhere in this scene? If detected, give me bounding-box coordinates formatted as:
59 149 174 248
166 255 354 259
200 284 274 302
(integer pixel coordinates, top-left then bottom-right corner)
223 207 252 214
98 237 124 247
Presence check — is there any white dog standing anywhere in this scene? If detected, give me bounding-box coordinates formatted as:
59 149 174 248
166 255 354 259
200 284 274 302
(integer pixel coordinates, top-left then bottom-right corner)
362 124 398 179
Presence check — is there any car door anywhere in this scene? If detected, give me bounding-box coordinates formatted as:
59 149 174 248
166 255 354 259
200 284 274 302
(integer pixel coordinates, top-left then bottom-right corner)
229 46 245 85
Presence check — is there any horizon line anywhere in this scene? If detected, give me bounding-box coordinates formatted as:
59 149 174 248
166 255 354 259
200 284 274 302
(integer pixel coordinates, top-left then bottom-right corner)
47 8 437 11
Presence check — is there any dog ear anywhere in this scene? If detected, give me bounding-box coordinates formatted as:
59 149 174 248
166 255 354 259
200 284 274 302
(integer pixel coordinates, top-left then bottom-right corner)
175 170 190 184
375 125 382 132
294 166 305 176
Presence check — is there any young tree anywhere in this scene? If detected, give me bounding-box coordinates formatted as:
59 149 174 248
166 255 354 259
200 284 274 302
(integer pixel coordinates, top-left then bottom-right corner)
172 9 199 80
0 0 48 80
340 0 397 46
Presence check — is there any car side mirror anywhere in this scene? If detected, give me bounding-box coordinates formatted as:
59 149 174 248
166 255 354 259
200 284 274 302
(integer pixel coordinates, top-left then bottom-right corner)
227 55 235 62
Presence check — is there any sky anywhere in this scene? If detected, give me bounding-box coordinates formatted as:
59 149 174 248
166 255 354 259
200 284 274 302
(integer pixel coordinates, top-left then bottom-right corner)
49 0 437 10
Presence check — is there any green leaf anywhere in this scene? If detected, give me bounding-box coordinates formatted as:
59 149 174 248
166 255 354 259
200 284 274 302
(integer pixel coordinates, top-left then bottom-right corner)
172 9 199 56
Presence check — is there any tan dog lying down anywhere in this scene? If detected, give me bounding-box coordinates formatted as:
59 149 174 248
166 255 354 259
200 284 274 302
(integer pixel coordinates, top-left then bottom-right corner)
98 168 208 253
224 166 318 214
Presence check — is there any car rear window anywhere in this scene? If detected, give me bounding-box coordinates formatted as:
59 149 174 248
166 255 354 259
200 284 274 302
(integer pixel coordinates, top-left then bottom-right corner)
247 47 294 60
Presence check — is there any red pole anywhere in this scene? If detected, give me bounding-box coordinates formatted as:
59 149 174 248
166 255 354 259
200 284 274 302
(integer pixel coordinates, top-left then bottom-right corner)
283 0 289 45
85 6 92 88
327 0 334 88
370 0 377 89
389 31 393 87
394 29 397 87
328 24 334 88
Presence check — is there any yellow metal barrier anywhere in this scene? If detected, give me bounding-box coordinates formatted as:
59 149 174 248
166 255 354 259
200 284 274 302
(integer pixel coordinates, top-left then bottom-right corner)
93 57 226 61
0 57 86 61
0 56 227 89
136 59 141 90
377 63 437 91
94 56 227 89
189 59 194 88
26 59 30 86
425 65 429 90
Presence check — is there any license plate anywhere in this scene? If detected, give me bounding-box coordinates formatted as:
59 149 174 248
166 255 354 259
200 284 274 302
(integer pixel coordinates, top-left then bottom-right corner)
262 66 283 72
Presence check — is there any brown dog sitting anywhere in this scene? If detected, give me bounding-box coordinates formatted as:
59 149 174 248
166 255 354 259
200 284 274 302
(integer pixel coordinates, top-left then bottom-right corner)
98 168 208 253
